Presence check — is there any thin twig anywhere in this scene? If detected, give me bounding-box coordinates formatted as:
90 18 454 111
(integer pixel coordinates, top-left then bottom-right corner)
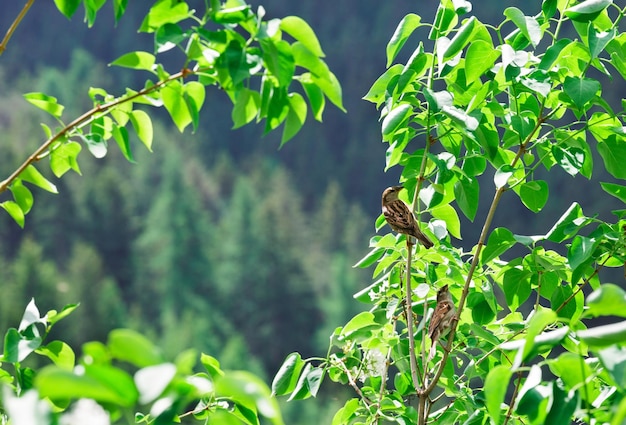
0 68 193 193
0 0 35 56
404 240 421 393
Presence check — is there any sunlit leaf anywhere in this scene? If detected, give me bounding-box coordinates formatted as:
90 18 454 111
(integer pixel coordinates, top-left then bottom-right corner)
387 14 422 66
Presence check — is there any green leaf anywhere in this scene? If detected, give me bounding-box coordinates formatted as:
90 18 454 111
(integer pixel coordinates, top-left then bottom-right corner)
281 92 307 146
35 364 139 406
50 141 82 177
504 7 542 47
548 352 599 403
261 39 296 88
586 284 626 318
564 0 613 22
47 303 79 326
567 235 598 278
442 16 476 62
597 346 626 389
353 247 385 269
485 365 512 425
110 51 156 71
494 165 514 189
232 88 261 129
363 64 403 106
578 321 626 347
522 308 558 361
465 40 500 83
53 0 81 18
130 110 153 151
312 71 345 112
563 77 601 110
23 93 64 118
503 267 532 310
113 0 128 22
112 125 134 163
184 81 206 132
589 26 615 59
84 0 106 27
36 341 75 370
519 180 549 212
288 364 324 401
140 0 190 32
299 78 324 121
155 23 185 53
382 103 412 139
601 182 626 204
280 16 324 57
431 203 461 239
598 135 626 179
162 80 191 132
135 363 176 404
340 312 378 339
454 175 479 221
386 14 422 67
482 228 516 263
201 353 224 379
212 4 251 24
10 180 34 215
545 202 588 242
108 329 163 367
272 352 305 396
19 165 58 193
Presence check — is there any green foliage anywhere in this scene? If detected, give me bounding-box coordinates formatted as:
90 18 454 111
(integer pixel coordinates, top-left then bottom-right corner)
276 0 626 424
0 0 343 227
0 300 282 424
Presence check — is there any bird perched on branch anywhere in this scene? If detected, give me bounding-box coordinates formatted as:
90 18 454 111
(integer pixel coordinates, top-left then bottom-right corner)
381 185 434 248
428 284 456 360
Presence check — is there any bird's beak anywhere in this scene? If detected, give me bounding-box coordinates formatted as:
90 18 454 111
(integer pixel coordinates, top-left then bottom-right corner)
393 185 404 191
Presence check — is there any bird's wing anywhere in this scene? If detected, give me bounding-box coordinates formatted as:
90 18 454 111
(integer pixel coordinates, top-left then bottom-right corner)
383 200 416 230
428 302 453 339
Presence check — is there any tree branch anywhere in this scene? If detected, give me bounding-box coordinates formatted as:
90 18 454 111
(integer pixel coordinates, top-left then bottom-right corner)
0 0 35 56
0 68 192 193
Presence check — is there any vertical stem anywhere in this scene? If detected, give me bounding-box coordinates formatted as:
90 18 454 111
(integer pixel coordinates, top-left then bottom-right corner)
0 0 35 55
405 240 420 392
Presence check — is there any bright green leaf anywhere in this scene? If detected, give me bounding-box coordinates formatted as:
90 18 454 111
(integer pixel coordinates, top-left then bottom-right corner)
431 203 461 239
23 93 64 118
280 16 324 57
482 228 516 263
108 329 163 367
10 180 34 215
387 14 422 67
443 16 476 62
601 182 626 204
110 51 156 71
382 103 412 139
53 0 81 18
281 92 307 146
272 353 305 396
504 7 542 47
465 40 499 83
586 284 626 318
564 0 613 22
140 0 190 32
598 135 626 179
519 180 549 212
50 141 82 177
36 365 138 406
36 341 75 370
19 165 58 193
485 365 512 425
563 76 601 110
130 110 153 151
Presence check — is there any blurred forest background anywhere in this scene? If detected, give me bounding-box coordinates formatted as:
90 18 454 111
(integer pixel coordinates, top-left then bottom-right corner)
0 0 624 422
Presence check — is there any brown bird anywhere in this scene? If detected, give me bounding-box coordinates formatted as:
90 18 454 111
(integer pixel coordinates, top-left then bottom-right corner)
428 284 456 360
381 185 434 248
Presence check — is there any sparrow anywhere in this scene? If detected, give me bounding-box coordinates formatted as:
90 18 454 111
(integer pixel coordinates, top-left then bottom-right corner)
428 284 456 360
381 186 434 248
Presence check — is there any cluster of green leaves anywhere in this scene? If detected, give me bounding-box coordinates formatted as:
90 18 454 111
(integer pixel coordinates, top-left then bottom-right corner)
0 299 283 424
275 0 626 424
0 0 342 227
